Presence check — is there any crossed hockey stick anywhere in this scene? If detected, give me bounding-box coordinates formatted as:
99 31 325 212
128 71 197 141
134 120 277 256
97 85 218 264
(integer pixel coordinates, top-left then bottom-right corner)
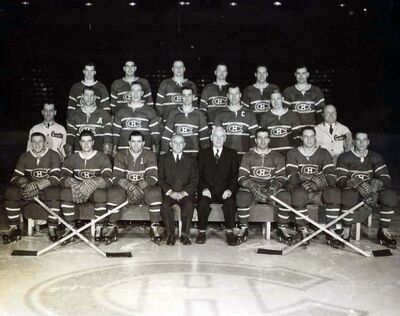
11 198 130 258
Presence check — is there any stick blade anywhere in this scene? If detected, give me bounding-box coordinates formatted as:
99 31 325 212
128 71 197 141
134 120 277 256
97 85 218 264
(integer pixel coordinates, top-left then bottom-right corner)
257 248 283 255
12 250 38 256
372 249 392 257
106 252 132 258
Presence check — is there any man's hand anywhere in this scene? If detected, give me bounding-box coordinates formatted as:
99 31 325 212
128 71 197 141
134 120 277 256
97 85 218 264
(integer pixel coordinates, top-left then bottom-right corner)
202 188 212 199
222 189 232 200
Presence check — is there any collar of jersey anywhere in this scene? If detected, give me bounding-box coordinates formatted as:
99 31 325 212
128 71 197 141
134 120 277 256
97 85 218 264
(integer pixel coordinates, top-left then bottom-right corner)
351 149 368 159
30 148 49 158
298 145 319 157
81 80 98 86
172 77 188 86
253 82 269 90
295 83 311 92
129 148 143 159
178 106 195 114
128 102 144 110
79 150 97 160
253 148 272 156
123 77 139 83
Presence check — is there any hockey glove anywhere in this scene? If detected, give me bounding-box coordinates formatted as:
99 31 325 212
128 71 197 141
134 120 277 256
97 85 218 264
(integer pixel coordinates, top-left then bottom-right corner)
370 178 384 193
357 182 375 199
64 177 79 188
79 178 106 203
346 177 364 190
22 182 40 200
242 179 267 203
302 180 318 193
71 182 85 204
264 180 280 197
36 179 51 191
309 173 328 191
14 177 30 189
137 180 149 190
364 192 379 208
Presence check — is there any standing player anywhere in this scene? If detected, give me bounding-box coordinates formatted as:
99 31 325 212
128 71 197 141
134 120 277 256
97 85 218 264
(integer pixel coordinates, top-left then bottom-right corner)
4 132 61 243
242 65 279 123
66 86 112 156
161 86 209 155
259 89 301 154
337 132 397 249
283 65 325 127
60 131 112 245
155 60 198 122
110 58 153 115
113 82 160 154
214 84 258 155
199 63 230 128
67 62 110 117
286 126 341 246
27 102 67 160
106 131 162 245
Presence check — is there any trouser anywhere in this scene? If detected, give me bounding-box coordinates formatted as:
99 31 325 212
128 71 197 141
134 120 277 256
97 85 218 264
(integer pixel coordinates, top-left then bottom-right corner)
197 194 236 230
161 195 194 237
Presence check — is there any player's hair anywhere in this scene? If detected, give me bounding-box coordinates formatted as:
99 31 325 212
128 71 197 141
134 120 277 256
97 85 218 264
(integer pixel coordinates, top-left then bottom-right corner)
131 81 143 90
43 102 56 110
181 86 193 94
300 126 316 136
79 130 95 141
129 131 145 141
295 65 309 72
215 63 228 70
227 83 240 92
270 89 282 97
83 61 96 69
353 131 369 139
123 57 135 65
172 59 185 67
30 132 46 141
255 65 268 72
255 127 270 138
82 86 95 94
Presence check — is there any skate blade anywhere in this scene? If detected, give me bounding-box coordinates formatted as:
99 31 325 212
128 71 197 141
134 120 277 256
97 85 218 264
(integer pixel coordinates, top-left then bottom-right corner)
257 248 283 255
372 249 392 257
12 250 38 256
106 252 132 258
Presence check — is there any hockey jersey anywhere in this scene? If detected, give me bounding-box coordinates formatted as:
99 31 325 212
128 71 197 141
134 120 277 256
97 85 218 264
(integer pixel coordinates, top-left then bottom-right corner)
336 150 391 188
156 78 198 121
110 78 153 115
11 148 61 186
161 107 210 155
286 146 336 186
238 148 286 188
67 81 110 117
67 107 112 152
61 151 112 187
213 107 258 155
259 108 301 152
282 85 325 127
113 105 160 151
199 82 229 126
113 149 158 186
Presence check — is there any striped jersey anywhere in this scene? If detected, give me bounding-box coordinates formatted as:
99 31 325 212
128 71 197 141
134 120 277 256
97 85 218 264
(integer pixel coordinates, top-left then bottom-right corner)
199 82 229 126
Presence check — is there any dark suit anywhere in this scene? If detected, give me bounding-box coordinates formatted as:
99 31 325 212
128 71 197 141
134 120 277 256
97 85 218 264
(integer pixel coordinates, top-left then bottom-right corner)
158 152 199 237
197 146 239 230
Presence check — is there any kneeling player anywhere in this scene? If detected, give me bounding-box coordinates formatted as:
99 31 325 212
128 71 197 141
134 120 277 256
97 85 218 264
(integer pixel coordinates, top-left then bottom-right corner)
337 132 397 249
236 128 290 245
4 132 61 243
60 130 112 245
107 131 162 245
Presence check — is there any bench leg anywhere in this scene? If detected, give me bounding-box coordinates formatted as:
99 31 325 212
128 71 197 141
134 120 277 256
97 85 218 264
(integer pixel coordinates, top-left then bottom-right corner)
262 223 266 239
355 223 361 241
367 214 372 227
27 219 34 236
267 222 271 240
178 221 182 238
91 220 95 237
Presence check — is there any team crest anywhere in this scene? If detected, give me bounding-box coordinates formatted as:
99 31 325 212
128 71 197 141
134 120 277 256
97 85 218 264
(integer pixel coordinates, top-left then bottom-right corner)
270 127 289 137
226 124 243 134
300 165 318 174
177 125 193 136
254 102 270 112
172 94 183 103
127 172 143 182
51 131 63 138
334 134 347 141
351 172 370 182
78 126 96 135
211 97 227 107
253 167 273 179
294 103 312 112
126 119 142 129
77 170 96 179
31 169 49 180
123 92 132 102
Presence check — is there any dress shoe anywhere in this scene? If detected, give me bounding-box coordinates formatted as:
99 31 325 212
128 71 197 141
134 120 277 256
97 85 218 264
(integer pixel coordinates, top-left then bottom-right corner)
180 235 192 245
195 232 206 244
226 231 237 246
167 236 176 245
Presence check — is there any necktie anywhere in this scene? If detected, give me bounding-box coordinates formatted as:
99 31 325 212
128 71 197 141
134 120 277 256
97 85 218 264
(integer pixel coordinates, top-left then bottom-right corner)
176 155 180 163
215 149 220 162
329 125 334 135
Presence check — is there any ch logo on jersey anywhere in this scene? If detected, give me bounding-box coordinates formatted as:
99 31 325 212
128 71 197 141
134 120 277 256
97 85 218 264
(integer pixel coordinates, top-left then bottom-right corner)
78 170 96 179
172 95 183 103
211 97 227 107
301 165 318 174
31 169 49 180
123 92 132 102
253 167 272 179
255 102 270 112
226 124 243 134
51 131 63 138
177 125 193 136
126 119 142 129
295 103 312 112
127 172 143 182
78 126 96 135
271 127 288 137
351 173 370 182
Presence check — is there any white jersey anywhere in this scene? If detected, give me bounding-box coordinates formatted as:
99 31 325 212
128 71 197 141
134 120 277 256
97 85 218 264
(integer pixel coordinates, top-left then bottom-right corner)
27 122 67 159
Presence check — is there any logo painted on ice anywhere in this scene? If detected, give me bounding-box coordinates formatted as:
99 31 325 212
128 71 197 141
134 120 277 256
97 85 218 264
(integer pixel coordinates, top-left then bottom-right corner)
226 124 243 133
301 166 318 174
352 173 370 181
127 172 143 182
211 97 227 106
271 127 288 137
254 102 270 112
78 170 96 179
253 167 272 178
177 125 193 136
31 169 49 180
295 103 312 112
172 95 183 103
126 119 142 129
78 126 96 135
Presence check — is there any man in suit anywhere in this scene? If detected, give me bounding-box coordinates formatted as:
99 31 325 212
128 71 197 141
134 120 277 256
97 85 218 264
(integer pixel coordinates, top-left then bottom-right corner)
159 134 199 245
196 127 240 245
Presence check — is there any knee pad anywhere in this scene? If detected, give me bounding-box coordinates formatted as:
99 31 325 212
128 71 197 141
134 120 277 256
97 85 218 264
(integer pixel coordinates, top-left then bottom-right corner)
276 190 291 205
144 186 162 205
379 189 397 208
322 187 341 206
5 186 21 201
236 190 253 208
107 185 126 204
341 188 361 208
291 186 308 208
92 188 108 203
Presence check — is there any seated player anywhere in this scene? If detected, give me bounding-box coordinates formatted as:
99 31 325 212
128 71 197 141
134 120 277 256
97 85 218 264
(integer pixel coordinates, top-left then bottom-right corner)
106 131 162 245
337 131 397 249
4 132 61 243
60 130 112 245
236 128 290 245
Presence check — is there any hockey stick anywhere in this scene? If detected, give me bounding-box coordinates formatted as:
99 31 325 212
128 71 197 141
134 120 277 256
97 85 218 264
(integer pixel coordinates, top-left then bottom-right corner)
12 198 130 257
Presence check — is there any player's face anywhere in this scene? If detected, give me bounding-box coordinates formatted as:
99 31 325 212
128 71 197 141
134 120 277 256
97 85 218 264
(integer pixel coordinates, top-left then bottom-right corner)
83 66 96 81
130 84 144 103
215 65 228 81
31 135 45 154
270 92 283 109
301 129 316 148
323 106 337 125
354 133 369 152
42 103 56 122
123 61 137 77
211 129 226 148
255 131 270 150
181 89 193 106
129 135 144 153
172 61 185 77
255 67 268 83
170 136 185 154
79 135 94 153
295 68 309 84
82 90 95 106
227 87 241 106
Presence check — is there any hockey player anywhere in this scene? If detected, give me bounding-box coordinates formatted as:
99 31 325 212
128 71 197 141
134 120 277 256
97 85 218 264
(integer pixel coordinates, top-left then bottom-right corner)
213 84 258 155
113 82 161 154
315 104 352 165
337 132 397 249
60 130 112 245
242 65 279 123
110 58 153 115
107 131 162 245
161 86 210 155
235 127 290 245
27 102 67 160
259 89 301 154
4 132 61 243
283 65 325 127
67 62 110 117
199 63 230 127
66 86 113 156
155 60 198 122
